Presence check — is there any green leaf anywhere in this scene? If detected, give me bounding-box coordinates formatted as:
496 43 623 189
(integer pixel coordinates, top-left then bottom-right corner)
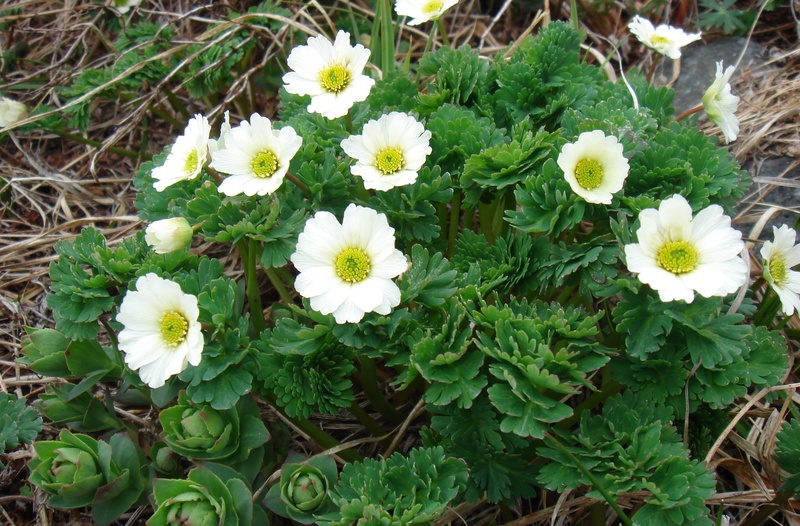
613 288 673 360
0 393 42 454
776 420 800 493
399 245 458 308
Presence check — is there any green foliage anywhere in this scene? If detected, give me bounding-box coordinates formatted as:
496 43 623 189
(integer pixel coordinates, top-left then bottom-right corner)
538 392 715 526
60 69 117 131
29 430 147 526
451 230 539 296
625 122 748 213
507 158 586 236
399 244 458 308
0 394 42 464
473 299 608 438
368 166 453 247
254 331 356 419
36 383 123 433
149 463 261 526
19 327 72 377
366 72 420 114
492 22 603 129
422 396 538 503
133 150 205 222
265 454 338 523
159 392 270 483
418 44 491 107
460 126 557 206
179 336 253 411
185 38 249 99
425 103 507 176
775 420 800 493
697 0 754 33
318 447 468 525
46 228 149 340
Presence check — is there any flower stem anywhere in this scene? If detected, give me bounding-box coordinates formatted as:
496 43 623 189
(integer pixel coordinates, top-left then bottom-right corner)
260 393 363 463
358 357 403 424
646 54 662 84
239 239 266 335
436 18 450 48
543 433 633 526
348 401 390 443
754 287 782 326
675 103 703 122
344 111 354 134
447 190 462 258
264 267 295 306
51 129 146 160
286 173 311 200
557 380 622 429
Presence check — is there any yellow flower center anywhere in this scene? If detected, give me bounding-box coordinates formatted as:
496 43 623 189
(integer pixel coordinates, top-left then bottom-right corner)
767 256 787 286
251 150 279 178
374 147 405 175
184 149 199 174
656 240 699 275
160 310 189 347
422 0 444 13
335 247 371 283
650 35 672 45
574 158 604 190
318 64 351 94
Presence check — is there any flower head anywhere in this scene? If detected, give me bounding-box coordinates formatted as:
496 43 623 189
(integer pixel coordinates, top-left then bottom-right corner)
117 273 203 388
291 204 408 324
340 112 432 190
112 0 142 14
153 114 211 192
395 0 460 25
207 110 232 155
210 113 302 197
0 97 29 127
283 30 375 120
628 15 701 59
624 194 747 303
702 61 740 144
760 225 800 315
557 130 629 204
145 217 193 254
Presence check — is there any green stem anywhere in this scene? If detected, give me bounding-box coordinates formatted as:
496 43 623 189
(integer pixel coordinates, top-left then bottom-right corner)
543 433 633 526
344 110 354 134
359 357 403 424
646 54 662 84
52 129 146 160
348 401 390 442
754 288 782 327
239 239 266 335
285 173 311 200
447 190 462 258
261 393 363 463
379 0 395 74
264 267 294 306
557 380 621 429
436 18 450 47
162 87 190 121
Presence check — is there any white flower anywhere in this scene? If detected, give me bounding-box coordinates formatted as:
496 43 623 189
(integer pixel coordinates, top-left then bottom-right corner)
210 113 302 197
340 112 432 191
395 0 460 26
283 30 375 120
557 130 630 204
112 0 142 15
628 15 701 59
761 225 800 315
117 273 203 388
0 97 28 127
624 194 747 303
152 114 211 192
145 218 193 254
702 61 740 144
291 204 408 324
207 110 232 155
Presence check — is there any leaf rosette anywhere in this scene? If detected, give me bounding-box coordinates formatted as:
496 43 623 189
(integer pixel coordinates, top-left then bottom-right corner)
29 430 146 526
149 464 259 526
29 431 105 508
159 392 269 478
265 454 338 523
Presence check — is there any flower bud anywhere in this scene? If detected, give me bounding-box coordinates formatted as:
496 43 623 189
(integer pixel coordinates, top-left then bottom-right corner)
145 217 193 254
286 471 326 511
163 492 220 526
0 97 29 127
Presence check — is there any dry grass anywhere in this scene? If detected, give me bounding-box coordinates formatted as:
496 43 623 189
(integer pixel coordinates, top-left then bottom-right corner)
1 1 799 525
